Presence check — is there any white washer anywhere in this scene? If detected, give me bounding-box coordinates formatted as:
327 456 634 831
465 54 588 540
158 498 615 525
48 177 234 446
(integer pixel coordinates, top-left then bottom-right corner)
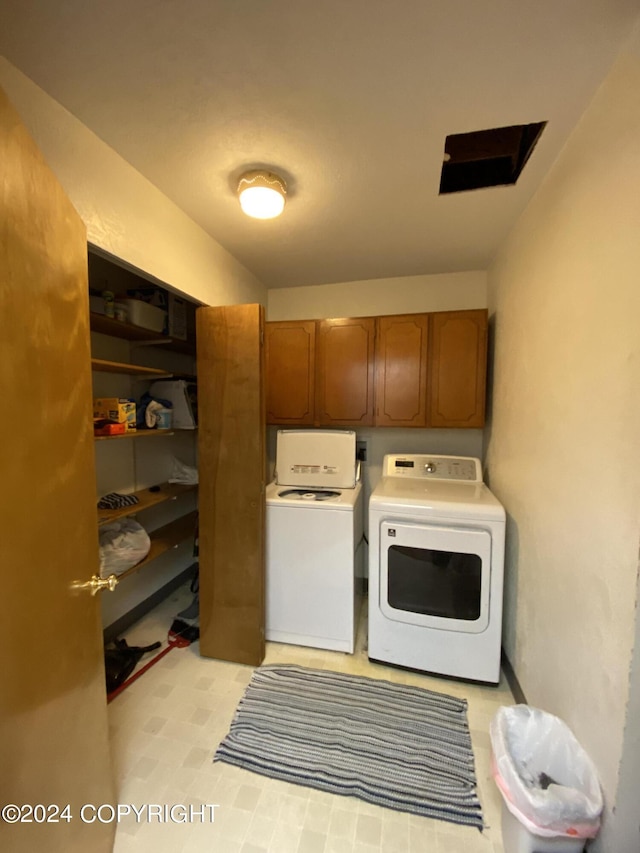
368 454 506 684
266 430 364 653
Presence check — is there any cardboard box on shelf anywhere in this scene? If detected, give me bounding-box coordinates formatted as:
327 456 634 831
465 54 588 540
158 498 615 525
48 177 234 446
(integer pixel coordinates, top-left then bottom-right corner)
93 398 136 431
93 421 127 437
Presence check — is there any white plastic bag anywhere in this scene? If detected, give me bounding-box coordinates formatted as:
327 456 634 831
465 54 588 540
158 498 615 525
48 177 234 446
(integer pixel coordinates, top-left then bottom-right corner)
168 456 198 485
99 519 151 576
490 705 603 839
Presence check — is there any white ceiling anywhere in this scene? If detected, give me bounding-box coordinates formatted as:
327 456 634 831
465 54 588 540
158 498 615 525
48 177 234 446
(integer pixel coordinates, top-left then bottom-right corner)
1 1 637 288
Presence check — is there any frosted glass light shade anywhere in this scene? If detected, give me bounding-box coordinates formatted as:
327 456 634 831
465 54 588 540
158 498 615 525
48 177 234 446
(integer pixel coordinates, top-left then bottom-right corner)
238 170 287 219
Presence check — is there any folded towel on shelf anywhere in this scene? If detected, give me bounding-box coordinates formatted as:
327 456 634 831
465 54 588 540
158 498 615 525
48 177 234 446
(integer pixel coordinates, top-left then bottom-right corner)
97 492 140 510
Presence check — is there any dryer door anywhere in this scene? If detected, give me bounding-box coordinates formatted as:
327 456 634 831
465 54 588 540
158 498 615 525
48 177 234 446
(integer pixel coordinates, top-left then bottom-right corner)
379 521 491 633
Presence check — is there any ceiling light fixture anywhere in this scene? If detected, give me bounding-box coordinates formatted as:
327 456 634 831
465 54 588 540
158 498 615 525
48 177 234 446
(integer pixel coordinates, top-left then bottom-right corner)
237 169 287 219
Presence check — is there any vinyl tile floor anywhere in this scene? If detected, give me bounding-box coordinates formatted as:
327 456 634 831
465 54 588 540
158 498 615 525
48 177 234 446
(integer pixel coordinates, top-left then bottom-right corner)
109 583 513 853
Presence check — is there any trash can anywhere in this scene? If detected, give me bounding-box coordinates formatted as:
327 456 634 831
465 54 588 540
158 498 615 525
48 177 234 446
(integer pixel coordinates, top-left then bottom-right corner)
490 705 603 853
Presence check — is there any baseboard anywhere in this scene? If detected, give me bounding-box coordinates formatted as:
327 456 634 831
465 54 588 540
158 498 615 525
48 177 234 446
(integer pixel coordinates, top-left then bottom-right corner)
103 564 197 644
501 648 527 704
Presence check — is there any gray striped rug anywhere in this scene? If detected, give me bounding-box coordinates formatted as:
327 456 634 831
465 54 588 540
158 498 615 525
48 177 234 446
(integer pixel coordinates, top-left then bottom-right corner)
214 664 483 829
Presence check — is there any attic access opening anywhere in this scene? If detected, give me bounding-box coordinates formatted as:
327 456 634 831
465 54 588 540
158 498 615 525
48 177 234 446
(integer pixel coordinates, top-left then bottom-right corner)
439 122 546 194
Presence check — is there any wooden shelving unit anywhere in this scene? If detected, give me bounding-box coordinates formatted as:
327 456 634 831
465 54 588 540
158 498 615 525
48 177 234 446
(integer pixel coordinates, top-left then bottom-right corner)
91 357 171 377
94 429 173 441
114 511 198 581
98 482 197 526
90 295 198 594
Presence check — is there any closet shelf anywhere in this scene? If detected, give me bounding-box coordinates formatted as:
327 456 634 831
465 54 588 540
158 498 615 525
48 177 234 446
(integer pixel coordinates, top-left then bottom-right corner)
94 429 174 441
89 312 195 355
169 373 197 383
115 510 199 582
91 357 172 377
98 482 197 526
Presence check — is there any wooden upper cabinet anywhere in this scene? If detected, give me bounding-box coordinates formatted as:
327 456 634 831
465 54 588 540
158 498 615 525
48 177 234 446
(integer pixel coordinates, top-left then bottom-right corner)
375 314 429 427
265 321 316 425
265 309 488 429
315 317 375 426
428 309 488 428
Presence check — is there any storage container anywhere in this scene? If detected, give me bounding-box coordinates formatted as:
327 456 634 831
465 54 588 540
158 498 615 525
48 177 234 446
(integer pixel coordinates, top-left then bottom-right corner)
501 801 585 853
113 303 128 323
155 408 173 430
116 299 167 333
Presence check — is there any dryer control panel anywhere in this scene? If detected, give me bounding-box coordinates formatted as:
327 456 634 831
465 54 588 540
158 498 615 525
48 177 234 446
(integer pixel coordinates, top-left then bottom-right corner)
382 454 482 482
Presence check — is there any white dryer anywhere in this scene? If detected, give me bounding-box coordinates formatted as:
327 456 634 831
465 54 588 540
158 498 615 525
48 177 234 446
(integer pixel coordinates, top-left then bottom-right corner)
368 454 505 684
266 430 364 653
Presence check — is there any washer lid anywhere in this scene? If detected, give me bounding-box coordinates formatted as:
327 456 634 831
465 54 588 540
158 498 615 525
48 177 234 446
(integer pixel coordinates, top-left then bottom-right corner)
370 477 505 521
266 480 362 510
275 429 357 489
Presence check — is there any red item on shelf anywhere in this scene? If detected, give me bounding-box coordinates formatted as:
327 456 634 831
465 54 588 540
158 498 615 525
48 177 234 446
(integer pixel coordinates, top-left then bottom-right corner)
94 420 126 436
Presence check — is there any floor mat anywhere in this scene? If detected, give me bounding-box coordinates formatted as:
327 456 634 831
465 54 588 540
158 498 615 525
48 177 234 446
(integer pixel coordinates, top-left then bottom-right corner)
214 663 483 829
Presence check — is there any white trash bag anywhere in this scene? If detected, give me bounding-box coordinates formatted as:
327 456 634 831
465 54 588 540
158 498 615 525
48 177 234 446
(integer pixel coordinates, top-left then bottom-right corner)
490 705 603 840
99 519 151 576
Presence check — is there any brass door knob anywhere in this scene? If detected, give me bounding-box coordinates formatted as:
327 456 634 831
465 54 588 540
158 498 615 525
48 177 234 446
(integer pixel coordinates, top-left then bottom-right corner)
72 574 119 595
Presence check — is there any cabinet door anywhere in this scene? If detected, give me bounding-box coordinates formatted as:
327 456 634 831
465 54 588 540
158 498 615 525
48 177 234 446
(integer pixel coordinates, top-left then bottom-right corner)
428 309 488 428
197 304 265 666
375 314 429 427
316 317 375 426
265 320 315 424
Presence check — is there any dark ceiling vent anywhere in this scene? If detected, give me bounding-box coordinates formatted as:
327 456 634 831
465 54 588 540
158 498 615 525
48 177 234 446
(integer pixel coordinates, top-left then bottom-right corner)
439 121 547 194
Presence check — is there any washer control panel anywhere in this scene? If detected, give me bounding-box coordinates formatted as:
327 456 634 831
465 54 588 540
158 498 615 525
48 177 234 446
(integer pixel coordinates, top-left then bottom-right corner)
383 454 482 482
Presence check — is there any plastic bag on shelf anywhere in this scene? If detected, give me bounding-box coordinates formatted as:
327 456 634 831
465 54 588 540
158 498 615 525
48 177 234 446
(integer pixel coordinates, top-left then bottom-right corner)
99 519 151 576
490 705 603 839
168 456 198 485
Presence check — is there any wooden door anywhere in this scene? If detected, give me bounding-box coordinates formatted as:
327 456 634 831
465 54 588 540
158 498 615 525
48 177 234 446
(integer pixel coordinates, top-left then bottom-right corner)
197 304 265 665
428 309 488 428
265 320 316 424
0 88 115 852
375 314 429 427
315 317 375 426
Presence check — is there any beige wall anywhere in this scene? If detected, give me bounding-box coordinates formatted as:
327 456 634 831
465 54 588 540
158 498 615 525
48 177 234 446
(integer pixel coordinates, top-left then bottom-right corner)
485 31 640 850
267 270 486 320
0 58 266 308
